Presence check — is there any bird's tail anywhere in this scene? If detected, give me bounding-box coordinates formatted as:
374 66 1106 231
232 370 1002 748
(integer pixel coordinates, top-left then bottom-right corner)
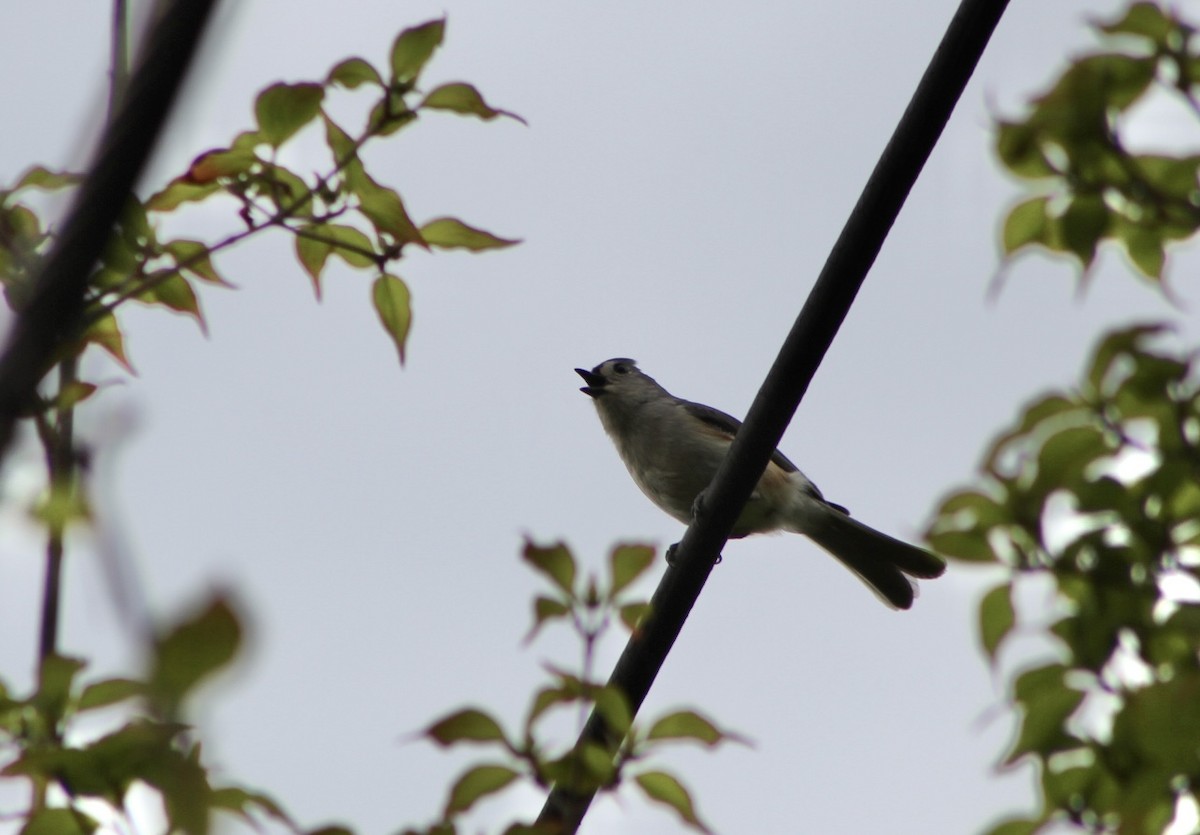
801 507 946 610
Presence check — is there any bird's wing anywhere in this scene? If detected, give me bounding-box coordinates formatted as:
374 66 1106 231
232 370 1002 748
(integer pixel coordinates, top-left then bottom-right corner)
679 399 846 512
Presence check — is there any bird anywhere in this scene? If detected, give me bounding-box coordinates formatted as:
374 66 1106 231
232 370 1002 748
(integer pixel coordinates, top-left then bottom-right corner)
575 358 945 609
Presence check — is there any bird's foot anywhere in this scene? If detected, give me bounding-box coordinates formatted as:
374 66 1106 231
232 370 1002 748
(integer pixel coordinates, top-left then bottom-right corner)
665 542 680 565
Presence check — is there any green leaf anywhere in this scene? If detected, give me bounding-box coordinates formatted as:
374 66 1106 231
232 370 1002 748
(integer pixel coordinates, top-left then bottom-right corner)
323 116 358 165
609 543 655 597
164 239 231 286
443 763 520 816
420 83 526 123
82 314 133 372
14 165 83 193
1114 219 1165 279
255 83 326 147
1003 196 1050 253
1059 194 1109 268
136 271 204 330
419 217 520 252
1006 664 1083 764
425 708 509 747
1098 2 1175 44
54 381 97 412
295 229 332 298
646 709 744 748
184 148 260 183
351 171 426 246
996 121 1055 179
593 686 633 738
20 807 98 835
151 595 241 713
925 529 997 563
521 540 577 597
371 274 412 365
322 225 378 268
35 654 86 726
391 19 445 85
145 178 221 212
634 771 711 834
525 595 571 642
979 583 1015 662
77 678 143 711
982 818 1042 835
326 57 382 89
619 601 652 632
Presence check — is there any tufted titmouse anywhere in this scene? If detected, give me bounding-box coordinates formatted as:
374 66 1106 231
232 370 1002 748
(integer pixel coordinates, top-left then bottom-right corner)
575 358 945 609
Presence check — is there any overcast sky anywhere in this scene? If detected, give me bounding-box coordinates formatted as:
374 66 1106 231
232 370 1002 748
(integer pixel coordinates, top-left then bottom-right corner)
2 1 1199 833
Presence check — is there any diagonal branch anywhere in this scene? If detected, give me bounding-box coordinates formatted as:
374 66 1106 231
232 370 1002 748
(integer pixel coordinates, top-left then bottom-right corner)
537 0 1011 830
0 0 219 461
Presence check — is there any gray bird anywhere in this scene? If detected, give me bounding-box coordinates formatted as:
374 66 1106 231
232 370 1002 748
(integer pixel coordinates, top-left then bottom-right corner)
576 358 945 609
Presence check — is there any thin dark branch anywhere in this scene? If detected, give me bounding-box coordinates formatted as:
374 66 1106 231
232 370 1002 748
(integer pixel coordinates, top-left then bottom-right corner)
0 0 219 463
537 0 1011 829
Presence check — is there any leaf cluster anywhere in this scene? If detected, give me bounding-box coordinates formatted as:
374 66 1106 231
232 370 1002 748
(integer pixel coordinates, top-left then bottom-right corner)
0 17 519 391
402 540 745 835
0 597 300 835
997 2 1200 287
928 324 1200 833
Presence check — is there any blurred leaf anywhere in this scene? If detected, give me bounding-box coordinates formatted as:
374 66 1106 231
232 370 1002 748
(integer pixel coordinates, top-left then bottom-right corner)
255 83 325 147
323 225 378 268
979 583 1015 662
13 165 83 193
593 686 632 738
419 217 520 252
425 708 509 747
634 771 711 834
391 19 445 85
1111 673 1200 773
1059 194 1110 267
77 678 143 712
136 271 204 330
53 381 97 412
443 763 519 816
371 274 412 365
164 240 231 286
35 655 86 727
295 229 332 298
996 121 1055 179
420 83 526 123
608 544 655 598
925 528 997 563
619 601 651 632
646 709 746 748
145 179 221 211
184 148 259 183
82 314 133 372
522 540 577 597
1003 197 1050 253
151 595 241 713
1006 664 1083 764
350 171 426 247
525 595 570 642
1098 2 1176 45
982 818 1042 835
327 57 382 89
20 807 97 835
323 116 358 165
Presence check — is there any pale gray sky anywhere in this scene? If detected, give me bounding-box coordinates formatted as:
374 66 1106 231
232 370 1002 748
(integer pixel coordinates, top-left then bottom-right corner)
2 2 1197 833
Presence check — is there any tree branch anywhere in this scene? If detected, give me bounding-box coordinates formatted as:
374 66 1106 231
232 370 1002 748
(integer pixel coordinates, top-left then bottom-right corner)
0 0 219 461
537 0 1011 829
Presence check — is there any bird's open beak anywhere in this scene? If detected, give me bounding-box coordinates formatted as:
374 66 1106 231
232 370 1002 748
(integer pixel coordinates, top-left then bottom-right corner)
575 367 607 398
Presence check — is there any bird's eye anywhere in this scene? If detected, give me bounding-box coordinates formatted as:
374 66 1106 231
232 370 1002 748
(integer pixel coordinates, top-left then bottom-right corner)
613 363 630 375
